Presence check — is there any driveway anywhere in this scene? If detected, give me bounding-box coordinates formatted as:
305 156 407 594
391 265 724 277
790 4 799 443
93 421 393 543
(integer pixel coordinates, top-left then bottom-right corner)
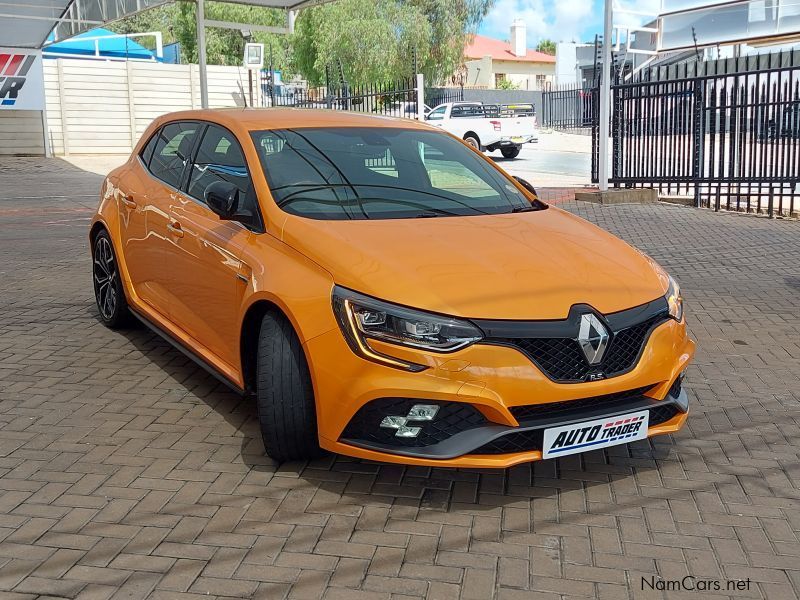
0 157 799 600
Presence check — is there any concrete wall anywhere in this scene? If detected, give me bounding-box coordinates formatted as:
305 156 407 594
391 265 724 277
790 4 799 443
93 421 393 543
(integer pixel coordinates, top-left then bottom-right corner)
0 58 260 156
464 88 542 110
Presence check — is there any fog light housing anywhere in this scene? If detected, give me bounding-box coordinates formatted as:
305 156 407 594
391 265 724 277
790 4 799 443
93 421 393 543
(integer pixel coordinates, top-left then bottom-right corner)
407 404 439 421
395 426 422 438
378 403 440 438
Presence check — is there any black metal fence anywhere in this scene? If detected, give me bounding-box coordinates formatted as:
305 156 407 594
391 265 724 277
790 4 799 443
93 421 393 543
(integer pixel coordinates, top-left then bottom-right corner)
426 86 465 109
541 85 597 130
606 50 800 217
259 71 465 119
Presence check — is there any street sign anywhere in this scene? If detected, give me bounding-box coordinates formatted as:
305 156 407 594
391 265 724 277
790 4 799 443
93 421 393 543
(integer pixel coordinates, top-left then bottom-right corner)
0 48 45 111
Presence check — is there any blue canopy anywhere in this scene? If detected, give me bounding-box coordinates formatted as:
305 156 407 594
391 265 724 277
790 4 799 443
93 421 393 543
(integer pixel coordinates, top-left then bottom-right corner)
44 28 159 61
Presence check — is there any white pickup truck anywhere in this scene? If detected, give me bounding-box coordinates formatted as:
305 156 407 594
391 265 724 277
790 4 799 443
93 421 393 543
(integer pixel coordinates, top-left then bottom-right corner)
425 102 537 159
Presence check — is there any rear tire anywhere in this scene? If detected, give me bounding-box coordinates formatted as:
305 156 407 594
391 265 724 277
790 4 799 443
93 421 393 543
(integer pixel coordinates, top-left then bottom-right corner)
256 310 322 462
463 134 481 151
92 230 134 329
501 145 522 159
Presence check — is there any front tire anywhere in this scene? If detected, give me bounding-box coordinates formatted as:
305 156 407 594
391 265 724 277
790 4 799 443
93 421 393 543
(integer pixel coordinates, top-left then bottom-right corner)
92 230 134 329
463 134 481 151
501 145 522 159
256 311 322 462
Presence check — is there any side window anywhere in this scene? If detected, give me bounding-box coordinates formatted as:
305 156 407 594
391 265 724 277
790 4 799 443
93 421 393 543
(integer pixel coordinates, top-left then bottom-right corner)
140 130 159 167
148 122 198 189
426 106 446 121
188 125 252 205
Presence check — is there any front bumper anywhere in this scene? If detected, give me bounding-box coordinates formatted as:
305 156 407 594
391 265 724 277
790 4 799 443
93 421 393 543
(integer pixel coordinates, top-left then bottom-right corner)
305 314 695 468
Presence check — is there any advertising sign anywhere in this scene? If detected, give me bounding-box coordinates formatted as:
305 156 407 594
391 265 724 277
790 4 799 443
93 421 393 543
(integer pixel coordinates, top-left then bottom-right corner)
0 48 45 111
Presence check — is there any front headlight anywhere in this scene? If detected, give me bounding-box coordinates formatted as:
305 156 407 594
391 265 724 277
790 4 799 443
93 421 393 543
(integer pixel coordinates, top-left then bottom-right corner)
332 286 483 371
665 275 683 321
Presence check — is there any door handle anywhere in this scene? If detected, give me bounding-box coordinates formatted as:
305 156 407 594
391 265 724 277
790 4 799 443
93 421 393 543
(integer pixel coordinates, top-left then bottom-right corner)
121 195 137 209
167 221 184 238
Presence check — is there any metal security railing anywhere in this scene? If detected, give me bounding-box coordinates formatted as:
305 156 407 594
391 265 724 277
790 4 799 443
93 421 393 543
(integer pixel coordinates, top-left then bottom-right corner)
260 70 464 120
606 50 800 217
541 85 597 130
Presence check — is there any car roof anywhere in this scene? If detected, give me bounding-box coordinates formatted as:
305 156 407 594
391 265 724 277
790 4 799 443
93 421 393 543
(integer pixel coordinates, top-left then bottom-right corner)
151 108 431 132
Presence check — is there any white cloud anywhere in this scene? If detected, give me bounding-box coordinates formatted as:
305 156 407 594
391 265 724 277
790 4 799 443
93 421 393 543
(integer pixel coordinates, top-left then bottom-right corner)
480 0 663 47
482 0 550 44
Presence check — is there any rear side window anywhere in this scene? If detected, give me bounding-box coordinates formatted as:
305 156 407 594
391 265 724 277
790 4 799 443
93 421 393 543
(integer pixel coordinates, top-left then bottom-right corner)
140 131 158 166
147 122 198 189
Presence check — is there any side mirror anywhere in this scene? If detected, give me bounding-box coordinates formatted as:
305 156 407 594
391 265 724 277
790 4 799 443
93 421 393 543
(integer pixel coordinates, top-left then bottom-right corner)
205 181 239 218
513 176 538 196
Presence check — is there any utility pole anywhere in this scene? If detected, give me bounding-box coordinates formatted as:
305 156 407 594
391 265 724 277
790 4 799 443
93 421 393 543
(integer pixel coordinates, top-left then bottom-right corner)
196 0 209 109
598 0 613 191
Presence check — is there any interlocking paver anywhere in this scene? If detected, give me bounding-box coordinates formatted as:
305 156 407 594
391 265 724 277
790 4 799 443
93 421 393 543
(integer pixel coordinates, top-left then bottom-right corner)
1 157 799 599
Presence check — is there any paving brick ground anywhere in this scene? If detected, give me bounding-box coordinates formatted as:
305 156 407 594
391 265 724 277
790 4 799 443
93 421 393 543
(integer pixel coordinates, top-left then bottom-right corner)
1 157 799 600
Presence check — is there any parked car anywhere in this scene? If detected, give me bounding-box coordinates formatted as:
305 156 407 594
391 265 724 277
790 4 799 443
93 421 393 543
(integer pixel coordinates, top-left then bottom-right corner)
91 109 694 467
425 101 537 158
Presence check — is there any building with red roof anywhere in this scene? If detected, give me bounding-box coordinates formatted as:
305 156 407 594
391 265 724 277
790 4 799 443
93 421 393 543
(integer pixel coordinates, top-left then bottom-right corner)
462 20 555 90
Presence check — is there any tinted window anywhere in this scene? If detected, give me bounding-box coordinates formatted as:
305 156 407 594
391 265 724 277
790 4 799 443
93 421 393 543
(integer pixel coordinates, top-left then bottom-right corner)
188 125 251 202
148 122 197 189
251 127 542 221
140 130 158 166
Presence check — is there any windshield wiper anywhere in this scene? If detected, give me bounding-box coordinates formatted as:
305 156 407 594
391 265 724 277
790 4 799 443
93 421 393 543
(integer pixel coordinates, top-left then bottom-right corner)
510 204 537 213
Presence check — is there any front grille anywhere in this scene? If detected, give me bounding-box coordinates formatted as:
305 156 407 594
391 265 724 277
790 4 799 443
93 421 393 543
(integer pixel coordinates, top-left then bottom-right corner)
495 313 668 382
473 399 679 456
341 398 487 448
510 386 653 423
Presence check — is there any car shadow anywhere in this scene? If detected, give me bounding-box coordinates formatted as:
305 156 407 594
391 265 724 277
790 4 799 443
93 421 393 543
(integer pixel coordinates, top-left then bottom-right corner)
116 313 677 515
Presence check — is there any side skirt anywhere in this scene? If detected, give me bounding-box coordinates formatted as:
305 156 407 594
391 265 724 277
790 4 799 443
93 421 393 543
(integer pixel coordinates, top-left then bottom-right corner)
130 308 246 396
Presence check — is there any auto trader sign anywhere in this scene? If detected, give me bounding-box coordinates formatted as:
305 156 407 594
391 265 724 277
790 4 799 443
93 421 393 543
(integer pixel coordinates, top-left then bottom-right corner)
0 48 45 111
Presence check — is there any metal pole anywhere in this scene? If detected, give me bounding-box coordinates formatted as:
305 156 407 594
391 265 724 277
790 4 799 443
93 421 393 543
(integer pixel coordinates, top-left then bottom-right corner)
416 73 424 122
196 0 209 109
598 0 613 191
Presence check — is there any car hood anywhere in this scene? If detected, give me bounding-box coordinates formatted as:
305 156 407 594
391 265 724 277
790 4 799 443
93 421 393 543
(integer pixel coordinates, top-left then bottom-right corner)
280 207 669 320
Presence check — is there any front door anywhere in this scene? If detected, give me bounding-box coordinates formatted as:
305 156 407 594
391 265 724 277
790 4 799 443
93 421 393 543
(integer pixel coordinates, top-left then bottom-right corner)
123 121 200 317
166 124 258 373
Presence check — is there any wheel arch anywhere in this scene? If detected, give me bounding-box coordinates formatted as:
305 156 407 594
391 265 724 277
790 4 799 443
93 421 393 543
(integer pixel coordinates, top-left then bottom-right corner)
239 298 312 396
463 131 481 146
89 220 108 248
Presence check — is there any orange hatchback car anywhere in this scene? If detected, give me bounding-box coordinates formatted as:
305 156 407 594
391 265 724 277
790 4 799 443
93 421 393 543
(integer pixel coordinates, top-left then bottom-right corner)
91 109 694 467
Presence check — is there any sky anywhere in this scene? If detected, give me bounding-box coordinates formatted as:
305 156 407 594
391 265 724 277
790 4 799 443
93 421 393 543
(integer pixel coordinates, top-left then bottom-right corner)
477 0 661 47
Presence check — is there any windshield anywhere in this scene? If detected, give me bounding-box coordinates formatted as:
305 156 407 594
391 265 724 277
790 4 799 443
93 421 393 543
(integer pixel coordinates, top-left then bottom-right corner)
250 127 542 220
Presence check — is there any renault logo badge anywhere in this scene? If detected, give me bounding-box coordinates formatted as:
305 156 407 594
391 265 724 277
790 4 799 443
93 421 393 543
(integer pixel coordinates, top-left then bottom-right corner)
577 314 609 365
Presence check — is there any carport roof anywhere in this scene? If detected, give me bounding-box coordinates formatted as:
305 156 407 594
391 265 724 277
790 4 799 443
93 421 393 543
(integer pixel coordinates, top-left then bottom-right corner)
0 0 321 49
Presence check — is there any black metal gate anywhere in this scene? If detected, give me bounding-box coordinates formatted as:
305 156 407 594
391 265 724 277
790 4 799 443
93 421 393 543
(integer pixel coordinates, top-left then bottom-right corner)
599 50 800 218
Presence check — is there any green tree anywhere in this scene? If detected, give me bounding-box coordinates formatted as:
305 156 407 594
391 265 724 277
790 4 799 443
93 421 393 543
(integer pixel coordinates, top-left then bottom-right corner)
109 0 495 86
111 1 292 72
495 78 519 90
292 0 494 86
536 38 556 56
